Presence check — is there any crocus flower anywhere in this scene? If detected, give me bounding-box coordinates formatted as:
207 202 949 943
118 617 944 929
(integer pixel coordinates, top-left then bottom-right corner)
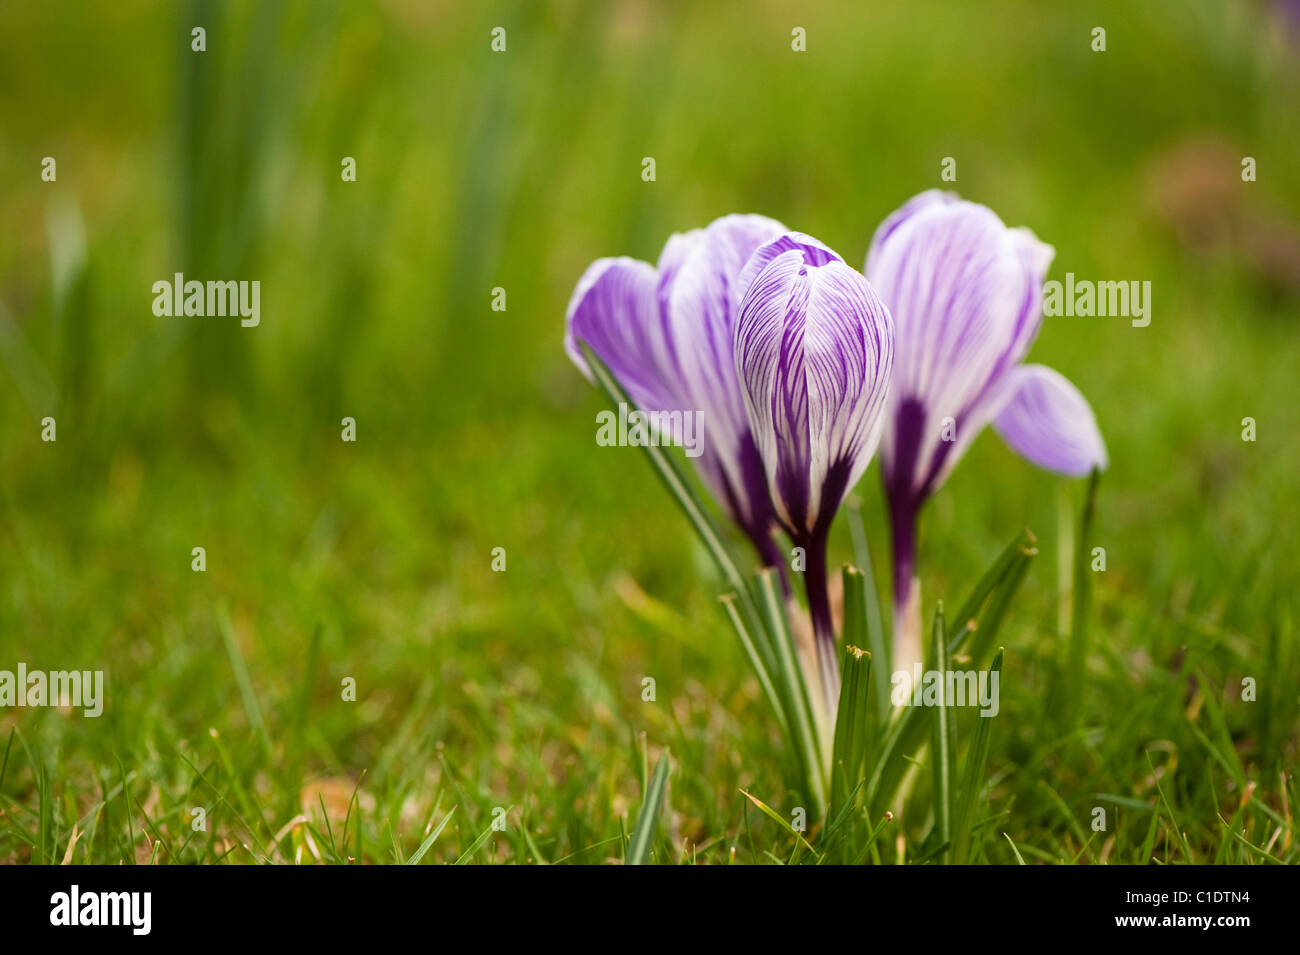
565 214 788 566
865 191 1107 673
735 233 894 710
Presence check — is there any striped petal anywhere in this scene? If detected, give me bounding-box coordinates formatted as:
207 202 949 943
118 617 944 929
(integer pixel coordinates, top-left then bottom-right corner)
993 364 1108 476
735 235 894 539
866 191 1056 503
564 218 791 555
564 257 677 415
735 230 842 302
655 215 787 536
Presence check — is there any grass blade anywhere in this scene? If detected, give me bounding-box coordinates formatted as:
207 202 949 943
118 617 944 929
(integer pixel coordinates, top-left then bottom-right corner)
952 648 1004 863
453 820 497 865
626 751 671 865
719 593 788 738
1003 832 1027 865
218 607 270 758
948 528 1036 657
846 500 892 716
929 603 955 863
964 547 1033 665
756 569 827 812
739 789 822 861
1056 469 1099 726
406 806 456 865
829 634 871 817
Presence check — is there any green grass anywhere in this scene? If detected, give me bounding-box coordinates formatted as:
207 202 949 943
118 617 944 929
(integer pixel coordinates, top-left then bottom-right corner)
0 0 1297 863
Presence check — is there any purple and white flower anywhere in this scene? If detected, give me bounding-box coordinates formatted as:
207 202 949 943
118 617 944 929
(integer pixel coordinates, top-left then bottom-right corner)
865 190 1107 671
565 214 787 565
734 233 895 705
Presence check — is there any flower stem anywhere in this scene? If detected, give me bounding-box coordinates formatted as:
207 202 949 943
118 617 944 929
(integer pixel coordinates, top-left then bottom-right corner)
756 533 791 596
889 499 923 677
803 533 841 720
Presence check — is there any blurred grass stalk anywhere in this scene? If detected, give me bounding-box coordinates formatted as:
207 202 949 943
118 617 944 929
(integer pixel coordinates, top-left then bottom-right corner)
177 0 288 401
1050 470 1100 729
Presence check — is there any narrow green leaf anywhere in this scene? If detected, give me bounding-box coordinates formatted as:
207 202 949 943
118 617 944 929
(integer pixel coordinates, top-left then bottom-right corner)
218 606 270 757
626 751 671 865
1058 469 1099 725
406 806 456 865
964 550 1033 665
1003 832 1027 865
520 819 549 865
822 777 868 846
845 500 892 716
453 820 497 865
719 594 788 738
947 528 1036 656
848 811 894 865
1147 750 1193 862
739 789 823 861
756 569 827 813
929 603 955 863
829 619 871 817
911 838 953 865
952 648 1004 864
841 566 868 658
1231 830 1287 865
1194 670 1247 789
0 728 14 793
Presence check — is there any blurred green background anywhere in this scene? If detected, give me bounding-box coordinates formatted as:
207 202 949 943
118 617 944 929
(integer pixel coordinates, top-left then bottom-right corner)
0 0 1296 863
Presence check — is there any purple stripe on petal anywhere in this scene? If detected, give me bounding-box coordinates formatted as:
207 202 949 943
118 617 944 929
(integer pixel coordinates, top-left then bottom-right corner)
735 236 893 539
736 248 811 533
565 217 792 561
657 216 786 443
992 364 1108 477
866 189 957 266
989 226 1057 384
656 214 786 537
735 232 842 306
867 192 1057 500
565 257 677 415
802 260 893 527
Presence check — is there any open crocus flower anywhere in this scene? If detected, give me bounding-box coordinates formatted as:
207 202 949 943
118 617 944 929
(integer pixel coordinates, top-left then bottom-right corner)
565 214 788 566
865 190 1107 673
735 233 894 710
